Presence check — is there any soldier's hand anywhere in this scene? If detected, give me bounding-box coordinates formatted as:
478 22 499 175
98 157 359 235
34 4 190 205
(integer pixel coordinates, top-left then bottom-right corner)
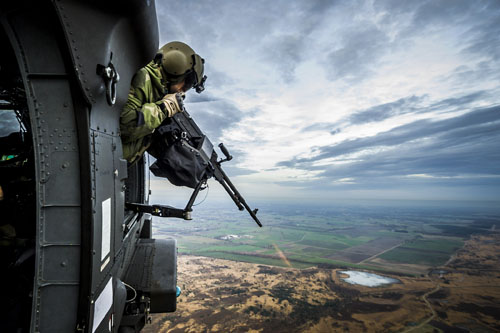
161 93 185 117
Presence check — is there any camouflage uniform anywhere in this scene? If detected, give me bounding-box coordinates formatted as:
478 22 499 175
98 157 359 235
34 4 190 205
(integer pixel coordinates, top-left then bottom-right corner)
120 62 179 163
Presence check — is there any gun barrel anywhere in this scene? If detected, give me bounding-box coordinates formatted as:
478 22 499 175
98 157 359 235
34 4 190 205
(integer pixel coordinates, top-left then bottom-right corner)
241 200 263 227
215 164 263 227
218 179 244 211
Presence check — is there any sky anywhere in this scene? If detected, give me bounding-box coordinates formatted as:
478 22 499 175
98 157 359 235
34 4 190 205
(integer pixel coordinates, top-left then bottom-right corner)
152 0 500 204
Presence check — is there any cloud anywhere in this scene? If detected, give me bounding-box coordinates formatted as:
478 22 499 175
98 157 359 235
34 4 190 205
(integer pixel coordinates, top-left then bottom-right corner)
444 62 500 87
302 90 490 134
325 23 390 81
461 8 500 61
374 0 476 32
411 0 477 27
274 125 500 199
158 0 341 86
262 34 304 82
278 103 500 187
374 0 500 59
372 0 500 90
257 1 339 82
348 95 425 124
153 0 500 201
428 91 488 111
219 165 258 178
323 124 500 179
348 91 491 125
306 105 499 163
200 68 236 91
186 98 245 143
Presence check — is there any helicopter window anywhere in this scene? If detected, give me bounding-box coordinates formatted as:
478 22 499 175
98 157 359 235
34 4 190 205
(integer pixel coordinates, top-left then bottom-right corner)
0 110 21 137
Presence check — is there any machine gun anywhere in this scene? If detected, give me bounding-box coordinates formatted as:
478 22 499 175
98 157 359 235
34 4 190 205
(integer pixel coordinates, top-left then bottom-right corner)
127 94 262 227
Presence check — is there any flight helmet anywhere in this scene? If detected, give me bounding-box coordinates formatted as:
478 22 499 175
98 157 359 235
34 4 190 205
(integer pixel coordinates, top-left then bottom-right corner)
155 41 207 93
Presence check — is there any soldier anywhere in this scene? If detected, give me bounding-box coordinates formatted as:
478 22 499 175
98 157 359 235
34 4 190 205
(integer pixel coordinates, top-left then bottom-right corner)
120 41 206 163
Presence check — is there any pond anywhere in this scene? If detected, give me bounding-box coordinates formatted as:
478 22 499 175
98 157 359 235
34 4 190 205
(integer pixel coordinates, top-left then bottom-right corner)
340 270 401 287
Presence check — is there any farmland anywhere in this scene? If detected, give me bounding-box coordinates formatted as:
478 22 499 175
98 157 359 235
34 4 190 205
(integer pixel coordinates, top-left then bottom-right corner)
144 233 500 333
145 198 500 332
152 199 498 276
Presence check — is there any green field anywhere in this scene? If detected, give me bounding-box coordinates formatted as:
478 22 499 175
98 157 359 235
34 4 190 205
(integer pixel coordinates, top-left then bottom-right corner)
199 251 313 269
402 238 464 253
379 247 452 266
378 238 464 266
152 201 496 272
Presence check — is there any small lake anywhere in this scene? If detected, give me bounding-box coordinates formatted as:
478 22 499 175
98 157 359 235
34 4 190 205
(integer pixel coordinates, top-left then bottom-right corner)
340 270 401 287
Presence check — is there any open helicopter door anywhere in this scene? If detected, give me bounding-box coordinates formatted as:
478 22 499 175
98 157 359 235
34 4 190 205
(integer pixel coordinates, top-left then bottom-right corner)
1 1 178 332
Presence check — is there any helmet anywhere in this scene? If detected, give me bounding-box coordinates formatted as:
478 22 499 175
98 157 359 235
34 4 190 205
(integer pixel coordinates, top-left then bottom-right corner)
155 41 207 93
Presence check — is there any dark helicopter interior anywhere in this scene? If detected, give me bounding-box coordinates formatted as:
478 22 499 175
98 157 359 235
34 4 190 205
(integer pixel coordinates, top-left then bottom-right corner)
0 25 36 332
0 23 150 332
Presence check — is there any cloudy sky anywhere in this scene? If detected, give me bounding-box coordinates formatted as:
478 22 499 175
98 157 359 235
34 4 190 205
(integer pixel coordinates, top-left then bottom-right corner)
153 0 500 204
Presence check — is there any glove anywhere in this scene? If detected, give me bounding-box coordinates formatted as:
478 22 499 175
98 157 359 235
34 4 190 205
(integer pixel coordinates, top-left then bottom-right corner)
160 92 185 117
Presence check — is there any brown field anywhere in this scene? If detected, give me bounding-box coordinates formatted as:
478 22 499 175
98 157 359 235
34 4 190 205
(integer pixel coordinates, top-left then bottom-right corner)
143 234 500 332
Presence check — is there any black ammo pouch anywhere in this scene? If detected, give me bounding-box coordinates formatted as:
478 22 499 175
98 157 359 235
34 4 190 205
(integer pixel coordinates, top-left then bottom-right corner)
148 123 212 189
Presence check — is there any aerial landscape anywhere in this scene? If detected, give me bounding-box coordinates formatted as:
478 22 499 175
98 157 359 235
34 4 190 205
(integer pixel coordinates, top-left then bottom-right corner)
1 0 499 332
142 0 500 332
143 199 500 332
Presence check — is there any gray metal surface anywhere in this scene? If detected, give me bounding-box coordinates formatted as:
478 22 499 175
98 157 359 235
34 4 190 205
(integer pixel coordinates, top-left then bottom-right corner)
53 0 159 108
124 239 178 313
49 0 160 331
2 3 82 331
1 0 167 331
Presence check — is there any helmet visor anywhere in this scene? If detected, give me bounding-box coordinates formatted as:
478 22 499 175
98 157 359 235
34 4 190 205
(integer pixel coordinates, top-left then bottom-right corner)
191 54 207 93
183 70 197 91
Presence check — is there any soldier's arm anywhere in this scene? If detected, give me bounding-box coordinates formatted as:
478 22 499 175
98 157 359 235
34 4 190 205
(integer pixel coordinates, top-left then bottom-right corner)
120 69 171 143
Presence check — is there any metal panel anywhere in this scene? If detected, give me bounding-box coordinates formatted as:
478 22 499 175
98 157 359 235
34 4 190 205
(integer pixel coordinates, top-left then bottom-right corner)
53 0 159 108
150 238 177 313
42 245 80 282
92 132 115 284
113 150 127 258
6 6 66 74
44 151 81 205
2 0 166 330
1 4 84 331
124 239 178 313
39 285 80 332
44 207 81 244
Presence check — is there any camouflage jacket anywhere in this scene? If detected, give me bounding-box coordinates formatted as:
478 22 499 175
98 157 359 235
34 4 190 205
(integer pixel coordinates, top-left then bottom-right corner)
120 61 168 163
